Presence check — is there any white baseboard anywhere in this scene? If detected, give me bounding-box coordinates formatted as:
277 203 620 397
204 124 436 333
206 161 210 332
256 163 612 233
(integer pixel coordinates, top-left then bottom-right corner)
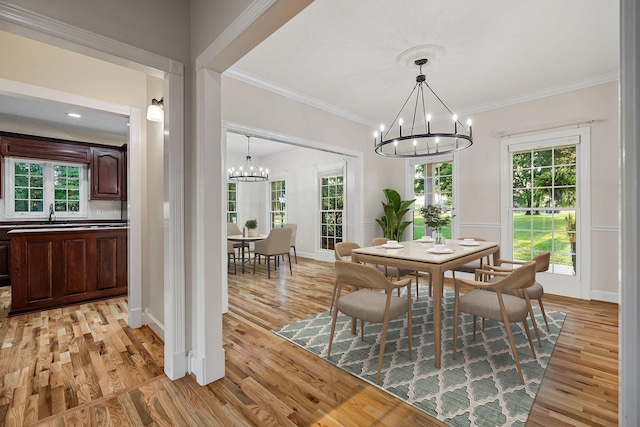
143 309 165 340
590 290 620 304
129 307 143 328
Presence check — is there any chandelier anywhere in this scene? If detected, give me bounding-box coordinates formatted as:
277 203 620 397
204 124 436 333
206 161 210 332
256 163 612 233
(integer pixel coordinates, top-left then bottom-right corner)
228 136 269 182
374 58 473 158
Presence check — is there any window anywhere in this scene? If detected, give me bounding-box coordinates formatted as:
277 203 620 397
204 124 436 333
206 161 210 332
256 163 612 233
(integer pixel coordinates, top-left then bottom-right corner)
270 180 286 228
510 145 577 275
227 182 237 223
320 174 344 250
5 158 87 218
412 160 453 239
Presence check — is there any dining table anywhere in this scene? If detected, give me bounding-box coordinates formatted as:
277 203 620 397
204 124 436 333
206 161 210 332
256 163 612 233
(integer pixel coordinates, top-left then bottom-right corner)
227 234 268 273
351 239 500 369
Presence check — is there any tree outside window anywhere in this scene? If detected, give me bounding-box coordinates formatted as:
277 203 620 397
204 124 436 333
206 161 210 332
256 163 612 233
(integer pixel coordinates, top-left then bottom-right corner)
320 175 343 250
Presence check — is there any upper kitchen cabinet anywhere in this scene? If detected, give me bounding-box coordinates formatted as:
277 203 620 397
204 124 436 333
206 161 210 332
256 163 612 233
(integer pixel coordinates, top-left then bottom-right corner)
91 147 126 200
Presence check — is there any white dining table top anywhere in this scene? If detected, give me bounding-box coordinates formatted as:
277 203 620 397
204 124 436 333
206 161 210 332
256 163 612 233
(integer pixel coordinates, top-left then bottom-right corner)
352 239 499 264
227 234 268 241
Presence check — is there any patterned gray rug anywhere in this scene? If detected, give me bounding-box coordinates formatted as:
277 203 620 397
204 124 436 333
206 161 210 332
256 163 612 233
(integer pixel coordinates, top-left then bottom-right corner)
273 288 566 427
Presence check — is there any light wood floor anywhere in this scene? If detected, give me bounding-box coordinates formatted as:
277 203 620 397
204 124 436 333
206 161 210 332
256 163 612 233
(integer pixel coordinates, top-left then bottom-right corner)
0 257 618 426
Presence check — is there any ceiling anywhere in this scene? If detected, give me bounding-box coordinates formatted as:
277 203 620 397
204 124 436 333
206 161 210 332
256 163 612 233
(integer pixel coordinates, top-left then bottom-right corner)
0 1 619 156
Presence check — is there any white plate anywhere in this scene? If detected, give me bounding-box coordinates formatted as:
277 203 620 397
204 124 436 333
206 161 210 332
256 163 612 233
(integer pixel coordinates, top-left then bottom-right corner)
418 238 435 243
427 247 454 254
459 241 481 246
381 243 404 249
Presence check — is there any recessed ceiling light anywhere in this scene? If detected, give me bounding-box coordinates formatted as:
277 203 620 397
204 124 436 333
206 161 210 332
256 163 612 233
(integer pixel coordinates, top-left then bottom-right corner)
67 113 81 118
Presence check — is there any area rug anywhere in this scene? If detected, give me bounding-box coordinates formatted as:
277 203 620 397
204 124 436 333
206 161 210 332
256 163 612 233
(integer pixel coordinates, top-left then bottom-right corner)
273 287 566 427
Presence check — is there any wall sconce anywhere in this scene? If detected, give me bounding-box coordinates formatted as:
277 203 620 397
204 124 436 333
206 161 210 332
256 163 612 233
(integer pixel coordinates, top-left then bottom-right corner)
146 97 164 122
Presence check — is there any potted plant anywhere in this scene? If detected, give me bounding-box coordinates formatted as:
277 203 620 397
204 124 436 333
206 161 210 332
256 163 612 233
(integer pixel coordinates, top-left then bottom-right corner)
375 189 416 241
245 219 258 237
565 212 576 272
419 205 450 244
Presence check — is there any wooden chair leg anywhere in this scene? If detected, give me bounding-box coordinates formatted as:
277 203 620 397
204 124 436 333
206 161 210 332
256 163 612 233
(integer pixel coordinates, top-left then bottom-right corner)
330 280 338 313
538 298 551 332
502 317 525 385
267 256 271 279
522 319 537 359
327 300 341 357
376 316 391 385
453 287 460 359
472 315 477 340
288 254 292 274
292 246 297 263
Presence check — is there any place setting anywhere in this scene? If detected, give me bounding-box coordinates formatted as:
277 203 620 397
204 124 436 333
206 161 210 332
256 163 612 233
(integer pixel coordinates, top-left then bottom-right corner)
379 240 404 249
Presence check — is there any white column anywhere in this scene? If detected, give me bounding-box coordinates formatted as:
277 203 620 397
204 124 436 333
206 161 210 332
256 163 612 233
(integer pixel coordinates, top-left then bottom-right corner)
163 61 188 380
191 66 225 385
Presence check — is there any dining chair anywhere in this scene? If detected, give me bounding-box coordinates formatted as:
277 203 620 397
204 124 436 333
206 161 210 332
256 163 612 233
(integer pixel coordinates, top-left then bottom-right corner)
253 227 292 279
477 252 552 341
332 241 361 312
328 260 413 385
227 222 250 261
372 237 426 299
227 241 236 274
453 260 538 384
283 224 298 263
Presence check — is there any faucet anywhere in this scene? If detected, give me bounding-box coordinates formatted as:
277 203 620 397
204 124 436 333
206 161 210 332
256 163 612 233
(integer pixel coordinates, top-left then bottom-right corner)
48 203 55 223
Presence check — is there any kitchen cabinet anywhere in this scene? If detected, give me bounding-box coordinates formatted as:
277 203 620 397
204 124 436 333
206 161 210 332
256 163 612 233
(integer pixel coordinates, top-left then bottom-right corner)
9 226 128 315
91 147 125 200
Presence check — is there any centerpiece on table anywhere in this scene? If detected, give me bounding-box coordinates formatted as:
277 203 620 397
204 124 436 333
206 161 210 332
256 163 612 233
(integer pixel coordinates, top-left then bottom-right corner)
419 205 450 245
245 219 258 237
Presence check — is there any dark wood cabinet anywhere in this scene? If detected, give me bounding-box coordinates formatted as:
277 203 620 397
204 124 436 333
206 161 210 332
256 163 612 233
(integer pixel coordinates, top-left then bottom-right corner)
91 147 125 200
0 240 9 286
9 227 128 315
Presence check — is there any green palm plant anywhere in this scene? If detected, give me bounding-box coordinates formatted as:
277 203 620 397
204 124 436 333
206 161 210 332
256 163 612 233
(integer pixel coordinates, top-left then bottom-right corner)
375 189 416 240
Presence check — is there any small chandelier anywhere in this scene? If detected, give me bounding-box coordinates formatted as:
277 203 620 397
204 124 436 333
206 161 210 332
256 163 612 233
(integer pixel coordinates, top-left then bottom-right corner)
374 58 473 158
228 136 269 182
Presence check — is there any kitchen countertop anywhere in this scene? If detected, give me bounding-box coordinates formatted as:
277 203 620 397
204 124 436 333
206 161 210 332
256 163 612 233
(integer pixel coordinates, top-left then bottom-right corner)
7 223 128 234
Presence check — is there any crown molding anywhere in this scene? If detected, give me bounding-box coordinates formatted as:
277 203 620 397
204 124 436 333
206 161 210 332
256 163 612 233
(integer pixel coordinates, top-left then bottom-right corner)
224 68 378 129
459 72 619 117
0 2 177 77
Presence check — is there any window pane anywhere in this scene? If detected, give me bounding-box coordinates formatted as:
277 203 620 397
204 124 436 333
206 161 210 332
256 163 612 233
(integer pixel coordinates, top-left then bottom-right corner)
14 200 28 212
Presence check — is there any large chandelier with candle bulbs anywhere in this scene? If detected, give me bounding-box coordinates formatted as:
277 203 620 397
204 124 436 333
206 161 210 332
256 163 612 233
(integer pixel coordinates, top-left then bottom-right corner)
374 55 473 158
228 135 269 182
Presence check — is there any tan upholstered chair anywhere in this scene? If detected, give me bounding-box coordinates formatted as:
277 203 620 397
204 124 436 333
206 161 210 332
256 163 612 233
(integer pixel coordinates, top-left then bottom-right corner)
253 227 292 278
283 224 298 263
372 237 426 299
227 222 250 260
478 252 552 342
332 241 361 312
453 261 538 384
227 241 236 274
328 260 413 384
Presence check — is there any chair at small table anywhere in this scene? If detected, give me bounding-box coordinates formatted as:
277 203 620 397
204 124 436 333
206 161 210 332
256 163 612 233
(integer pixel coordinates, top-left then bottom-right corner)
372 237 426 299
283 224 298 263
227 241 236 274
453 260 538 384
253 227 292 279
328 260 413 385
227 222 250 261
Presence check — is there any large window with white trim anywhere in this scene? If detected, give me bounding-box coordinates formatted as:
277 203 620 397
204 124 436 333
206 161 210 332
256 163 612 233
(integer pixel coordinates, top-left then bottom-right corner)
511 144 577 275
5 157 87 218
227 182 237 223
320 174 344 250
270 180 286 228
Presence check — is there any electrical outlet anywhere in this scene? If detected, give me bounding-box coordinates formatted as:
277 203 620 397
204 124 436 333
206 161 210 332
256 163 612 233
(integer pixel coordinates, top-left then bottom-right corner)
97 209 103 214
